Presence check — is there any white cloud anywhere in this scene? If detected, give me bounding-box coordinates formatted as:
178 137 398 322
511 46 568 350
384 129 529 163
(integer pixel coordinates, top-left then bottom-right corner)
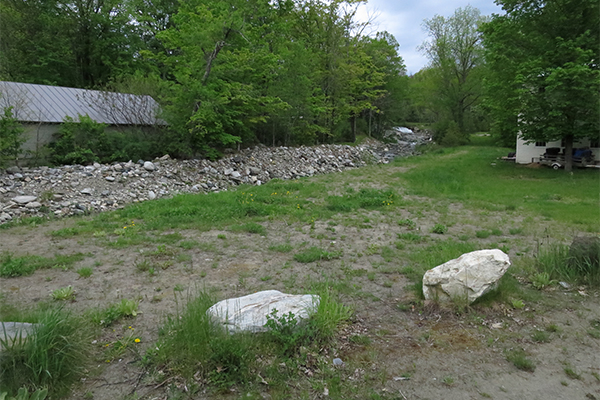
355 0 503 74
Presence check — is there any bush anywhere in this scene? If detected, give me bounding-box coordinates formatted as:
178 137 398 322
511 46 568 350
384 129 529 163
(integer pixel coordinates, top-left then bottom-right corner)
49 115 164 165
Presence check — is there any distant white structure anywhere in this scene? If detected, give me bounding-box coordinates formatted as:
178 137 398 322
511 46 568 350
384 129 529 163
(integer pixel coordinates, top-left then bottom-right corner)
515 135 599 164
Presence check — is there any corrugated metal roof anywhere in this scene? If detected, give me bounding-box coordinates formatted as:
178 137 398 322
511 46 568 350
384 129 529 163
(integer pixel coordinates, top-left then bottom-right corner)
0 81 163 125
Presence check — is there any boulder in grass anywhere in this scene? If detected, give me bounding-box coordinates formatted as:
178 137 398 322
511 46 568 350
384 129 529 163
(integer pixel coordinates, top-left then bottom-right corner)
422 249 511 304
0 322 38 349
569 236 600 272
207 290 319 333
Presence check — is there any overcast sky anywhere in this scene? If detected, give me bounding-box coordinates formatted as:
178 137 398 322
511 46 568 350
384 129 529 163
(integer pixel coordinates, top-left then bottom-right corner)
355 1 504 75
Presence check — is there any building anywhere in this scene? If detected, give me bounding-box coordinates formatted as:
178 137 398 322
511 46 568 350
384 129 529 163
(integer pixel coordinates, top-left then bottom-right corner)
0 81 163 163
515 135 600 164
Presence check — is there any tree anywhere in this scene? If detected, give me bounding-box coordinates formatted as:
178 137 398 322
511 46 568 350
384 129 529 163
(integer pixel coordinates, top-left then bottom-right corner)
0 107 25 167
419 6 487 141
482 0 600 171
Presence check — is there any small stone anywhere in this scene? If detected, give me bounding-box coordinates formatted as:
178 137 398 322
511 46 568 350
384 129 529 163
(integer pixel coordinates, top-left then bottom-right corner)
25 202 42 209
224 168 233 175
333 358 344 366
105 176 115 182
148 191 156 200
143 161 155 171
13 173 23 179
12 195 37 204
6 166 21 174
80 188 93 195
191 185 200 192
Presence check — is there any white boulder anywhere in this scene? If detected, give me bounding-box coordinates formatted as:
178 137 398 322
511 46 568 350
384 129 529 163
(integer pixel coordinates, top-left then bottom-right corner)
422 249 511 304
207 290 320 333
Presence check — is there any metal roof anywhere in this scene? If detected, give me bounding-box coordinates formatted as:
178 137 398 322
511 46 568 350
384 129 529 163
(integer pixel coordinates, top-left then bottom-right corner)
0 81 163 125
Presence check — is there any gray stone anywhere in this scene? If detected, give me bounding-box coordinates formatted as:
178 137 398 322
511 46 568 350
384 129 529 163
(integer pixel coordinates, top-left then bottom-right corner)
80 188 93 195
6 166 21 174
0 322 38 348
143 161 155 171
105 176 115 182
333 358 344 366
249 167 261 175
12 195 37 204
148 191 156 200
569 236 600 271
207 290 320 333
25 201 42 209
422 249 511 304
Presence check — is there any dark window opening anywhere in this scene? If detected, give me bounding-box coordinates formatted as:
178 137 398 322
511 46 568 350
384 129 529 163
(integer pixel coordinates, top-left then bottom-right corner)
535 142 546 147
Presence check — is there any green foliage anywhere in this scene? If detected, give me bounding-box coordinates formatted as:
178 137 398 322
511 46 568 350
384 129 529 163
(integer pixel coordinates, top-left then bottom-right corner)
0 388 48 400
431 224 448 234
229 222 266 236
0 308 91 397
50 115 164 164
0 107 25 167
535 243 600 288
294 247 342 263
51 286 75 301
89 299 139 327
506 349 536 372
326 189 397 212
76 267 93 278
482 0 600 170
419 6 488 135
0 252 85 278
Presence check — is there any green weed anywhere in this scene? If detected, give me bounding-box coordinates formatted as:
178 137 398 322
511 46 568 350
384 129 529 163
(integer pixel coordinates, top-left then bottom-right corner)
506 349 535 372
0 252 85 278
76 267 93 278
89 299 138 327
431 224 448 234
268 243 294 253
294 247 341 263
51 286 75 301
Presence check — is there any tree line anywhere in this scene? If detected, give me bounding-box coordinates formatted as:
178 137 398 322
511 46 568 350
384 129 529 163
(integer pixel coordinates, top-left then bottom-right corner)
0 0 598 167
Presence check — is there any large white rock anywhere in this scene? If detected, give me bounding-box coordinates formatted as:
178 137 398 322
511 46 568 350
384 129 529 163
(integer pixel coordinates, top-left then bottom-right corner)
207 290 320 333
422 249 511 304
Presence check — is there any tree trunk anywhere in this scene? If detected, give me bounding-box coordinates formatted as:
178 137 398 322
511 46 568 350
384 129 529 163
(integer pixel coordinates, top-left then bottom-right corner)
350 114 356 143
564 134 574 172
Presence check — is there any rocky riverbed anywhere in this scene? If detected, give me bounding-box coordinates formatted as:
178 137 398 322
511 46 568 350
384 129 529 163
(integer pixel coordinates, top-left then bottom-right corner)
0 131 430 224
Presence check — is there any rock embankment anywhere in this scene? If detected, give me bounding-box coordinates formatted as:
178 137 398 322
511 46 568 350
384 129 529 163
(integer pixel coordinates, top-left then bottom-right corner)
0 135 429 224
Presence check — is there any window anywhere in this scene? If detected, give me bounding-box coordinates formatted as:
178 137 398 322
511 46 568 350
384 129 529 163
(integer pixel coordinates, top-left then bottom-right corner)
591 139 600 148
535 142 546 147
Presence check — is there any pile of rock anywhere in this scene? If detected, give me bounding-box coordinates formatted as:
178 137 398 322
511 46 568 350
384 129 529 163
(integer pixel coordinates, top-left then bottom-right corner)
0 139 428 224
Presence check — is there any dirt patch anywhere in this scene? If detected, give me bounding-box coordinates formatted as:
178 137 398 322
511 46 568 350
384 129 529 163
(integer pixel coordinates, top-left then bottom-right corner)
1 191 599 400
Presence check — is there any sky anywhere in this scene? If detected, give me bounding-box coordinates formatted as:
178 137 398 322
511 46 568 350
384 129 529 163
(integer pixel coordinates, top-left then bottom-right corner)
355 1 504 75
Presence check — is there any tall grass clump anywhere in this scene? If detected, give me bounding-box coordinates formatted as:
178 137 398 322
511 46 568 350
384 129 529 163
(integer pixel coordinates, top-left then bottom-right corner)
0 308 91 398
536 242 600 287
153 292 257 389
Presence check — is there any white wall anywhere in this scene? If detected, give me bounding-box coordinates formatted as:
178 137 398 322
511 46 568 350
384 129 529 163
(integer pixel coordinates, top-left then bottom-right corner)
516 135 600 164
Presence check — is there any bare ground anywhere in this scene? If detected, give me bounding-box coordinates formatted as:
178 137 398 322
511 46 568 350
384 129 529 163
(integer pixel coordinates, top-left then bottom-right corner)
1 183 599 400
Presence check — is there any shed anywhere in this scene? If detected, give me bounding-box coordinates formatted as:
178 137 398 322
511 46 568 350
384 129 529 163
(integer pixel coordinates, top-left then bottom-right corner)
0 81 163 163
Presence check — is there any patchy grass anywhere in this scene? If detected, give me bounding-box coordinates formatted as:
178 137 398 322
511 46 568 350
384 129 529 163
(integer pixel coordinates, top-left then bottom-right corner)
0 252 86 278
394 146 600 231
294 247 342 263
